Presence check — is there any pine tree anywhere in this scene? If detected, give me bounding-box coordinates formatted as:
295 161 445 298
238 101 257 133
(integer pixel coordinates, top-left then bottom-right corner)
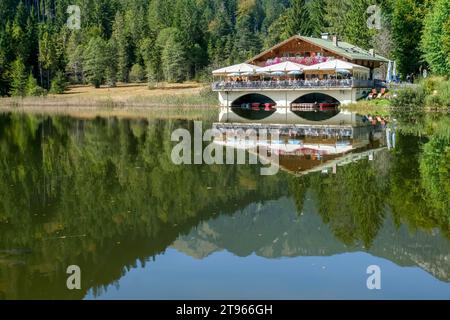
66 31 84 83
161 30 188 83
265 12 290 48
392 0 431 78
344 0 376 49
38 25 58 89
9 58 27 96
325 0 351 39
421 0 450 76
140 36 161 83
206 3 234 65
306 0 327 37
25 72 45 96
129 64 145 82
284 0 313 37
173 0 206 77
83 36 109 88
49 70 67 94
234 0 262 61
112 13 134 82
148 0 174 32
105 38 118 87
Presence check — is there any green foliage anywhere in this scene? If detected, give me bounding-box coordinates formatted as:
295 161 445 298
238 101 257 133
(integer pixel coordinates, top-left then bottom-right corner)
283 0 314 37
112 12 134 82
420 136 450 223
425 79 450 108
139 36 161 83
0 0 446 94
25 72 46 96
8 58 27 96
325 0 351 39
49 71 67 94
83 36 110 88
391 0 430 79
421 0 450 76
233 0 263 62
343 0 376 49
306 0 327 37
309 160 386 248
392 86 426 110
129 64 145 83
105 38 118 87
161 30 188 83
65 31 84 84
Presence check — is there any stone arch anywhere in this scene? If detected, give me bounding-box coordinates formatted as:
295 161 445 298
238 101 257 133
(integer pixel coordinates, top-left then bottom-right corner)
230 93 277 120
291 93 341 121
292 92 341 105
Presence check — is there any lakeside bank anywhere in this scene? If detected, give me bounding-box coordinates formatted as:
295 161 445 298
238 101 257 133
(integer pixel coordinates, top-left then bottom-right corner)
0 82 218 109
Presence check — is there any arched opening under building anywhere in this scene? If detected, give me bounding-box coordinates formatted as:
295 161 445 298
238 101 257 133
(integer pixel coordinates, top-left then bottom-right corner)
291 93 340 121
230 94 277 120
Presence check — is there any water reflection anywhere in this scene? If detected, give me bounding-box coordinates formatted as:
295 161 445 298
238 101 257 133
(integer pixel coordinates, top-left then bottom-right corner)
213 111 390 176
0 112 448 300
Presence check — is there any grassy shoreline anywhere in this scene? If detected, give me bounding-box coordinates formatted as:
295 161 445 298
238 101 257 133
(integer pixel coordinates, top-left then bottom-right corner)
1 80 449 117
0 82 218 108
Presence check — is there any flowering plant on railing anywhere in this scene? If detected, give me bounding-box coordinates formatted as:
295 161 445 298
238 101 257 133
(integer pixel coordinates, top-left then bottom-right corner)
265 56 331 66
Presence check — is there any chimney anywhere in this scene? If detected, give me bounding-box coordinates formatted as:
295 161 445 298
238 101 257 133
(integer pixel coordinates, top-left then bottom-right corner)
332 35 338 47
369 49 375 57
321 33 329 40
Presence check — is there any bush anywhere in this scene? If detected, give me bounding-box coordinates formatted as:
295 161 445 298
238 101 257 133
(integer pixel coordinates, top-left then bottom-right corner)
195 67 213 83
391 86 426 123
391 86 426 109
49 71 68 94
129 64 145 83
25 73 46 96
424 78 450 109
420 76 446 96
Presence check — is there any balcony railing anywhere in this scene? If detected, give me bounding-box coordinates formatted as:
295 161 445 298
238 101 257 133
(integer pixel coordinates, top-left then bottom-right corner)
212 79 375 91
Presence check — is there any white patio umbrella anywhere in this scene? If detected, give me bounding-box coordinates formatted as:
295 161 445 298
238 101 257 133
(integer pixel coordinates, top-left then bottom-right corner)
258 61 306 74
269 71 286 77
212 63 261 76
303 59 370 72
386 60 393 82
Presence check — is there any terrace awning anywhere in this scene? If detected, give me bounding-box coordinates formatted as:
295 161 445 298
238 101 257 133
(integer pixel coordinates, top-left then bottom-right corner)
212 63 261 76
258 61 306 74
303 59 370 72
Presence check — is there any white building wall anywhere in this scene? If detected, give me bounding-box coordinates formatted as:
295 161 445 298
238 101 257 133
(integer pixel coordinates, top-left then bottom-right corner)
217 88 365 107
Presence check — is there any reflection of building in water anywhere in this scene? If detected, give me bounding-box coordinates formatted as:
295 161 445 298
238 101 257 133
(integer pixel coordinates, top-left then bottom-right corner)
213 112 388 176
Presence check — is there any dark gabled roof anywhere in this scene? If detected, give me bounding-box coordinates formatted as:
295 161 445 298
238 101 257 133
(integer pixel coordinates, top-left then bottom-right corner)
247 35 389 64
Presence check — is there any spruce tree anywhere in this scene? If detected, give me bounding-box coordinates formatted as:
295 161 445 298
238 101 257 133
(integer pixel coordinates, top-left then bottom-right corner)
284 0 313 37
83 36 109 88
325 0 351 39
344 0 376 49
161 31 187 83
306 0 327 37
25 72 45 96
9 58 27 97
392 0 430 78
112 13 133 83
49 71 67 94
421 0 450 76
140 36 162 84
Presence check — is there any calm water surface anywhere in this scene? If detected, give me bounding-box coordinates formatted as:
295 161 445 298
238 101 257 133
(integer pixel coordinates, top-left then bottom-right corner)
0 111 448 300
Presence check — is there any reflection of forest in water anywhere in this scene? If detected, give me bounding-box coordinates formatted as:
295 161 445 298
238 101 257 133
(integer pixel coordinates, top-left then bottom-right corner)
0 112 448 299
